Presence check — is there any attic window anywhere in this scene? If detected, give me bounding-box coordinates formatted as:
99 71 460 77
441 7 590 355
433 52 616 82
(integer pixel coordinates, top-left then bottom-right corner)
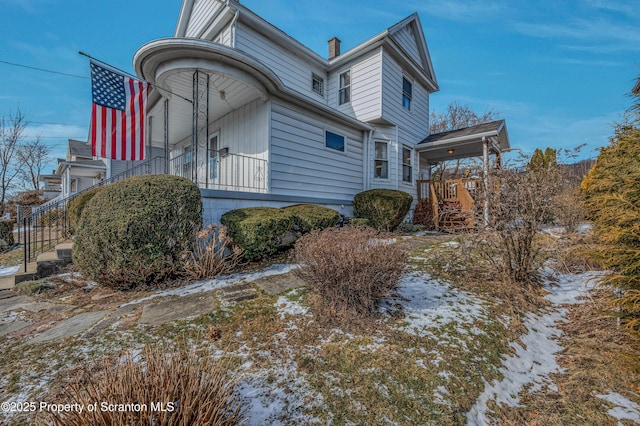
402 76 412 110
312 74 324 96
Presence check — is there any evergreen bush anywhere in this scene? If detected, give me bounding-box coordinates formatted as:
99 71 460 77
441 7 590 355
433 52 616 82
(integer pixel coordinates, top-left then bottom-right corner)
73 175 202 289
221 207 294 261
67 186 105 234
353 189 413 231
582 125 640 325
281 204 340 234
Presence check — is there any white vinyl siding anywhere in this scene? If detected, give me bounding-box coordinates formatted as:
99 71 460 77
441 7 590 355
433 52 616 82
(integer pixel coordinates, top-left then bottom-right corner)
391 25 422 66
186 0 226 38
380 50 430 141
270 101 364 199
213 22 233 46
235 24 327 99
328 48 383 121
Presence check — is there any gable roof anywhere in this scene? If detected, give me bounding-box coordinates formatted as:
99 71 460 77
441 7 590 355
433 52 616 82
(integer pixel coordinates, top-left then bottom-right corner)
173 1 438 91
328 13 438 92
387 13 437 86
68 139 93 159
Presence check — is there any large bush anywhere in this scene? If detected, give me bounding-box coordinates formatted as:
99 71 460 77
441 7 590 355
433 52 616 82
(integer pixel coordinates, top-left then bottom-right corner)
583 125 640 326
221 207 294 261
294 227 406 321
353 189 413 231
221 204 339 261
73 175 202 289
282 203 340 234
67 186 105 234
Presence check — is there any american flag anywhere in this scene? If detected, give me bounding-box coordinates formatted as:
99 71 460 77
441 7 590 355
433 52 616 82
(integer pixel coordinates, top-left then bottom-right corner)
90 61 148 161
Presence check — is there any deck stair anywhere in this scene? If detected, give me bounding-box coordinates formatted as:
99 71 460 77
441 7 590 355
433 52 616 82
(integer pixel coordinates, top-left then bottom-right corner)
417 178 479 232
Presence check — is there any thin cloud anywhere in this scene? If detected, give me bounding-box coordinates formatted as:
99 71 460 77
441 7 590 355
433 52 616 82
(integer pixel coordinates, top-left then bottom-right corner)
408 0 508 23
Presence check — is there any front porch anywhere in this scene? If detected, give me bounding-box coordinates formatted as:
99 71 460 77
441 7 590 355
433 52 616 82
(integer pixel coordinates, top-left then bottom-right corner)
136 40 281 195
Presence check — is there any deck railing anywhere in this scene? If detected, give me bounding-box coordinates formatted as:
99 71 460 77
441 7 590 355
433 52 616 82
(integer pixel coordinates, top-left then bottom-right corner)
417 178 481 231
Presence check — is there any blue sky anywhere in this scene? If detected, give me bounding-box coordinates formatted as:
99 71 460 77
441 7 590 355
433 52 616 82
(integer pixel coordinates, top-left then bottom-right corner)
1 0 639 171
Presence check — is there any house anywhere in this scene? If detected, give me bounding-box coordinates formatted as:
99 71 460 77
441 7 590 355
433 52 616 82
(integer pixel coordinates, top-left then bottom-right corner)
126 0 509 223
38 139 106 201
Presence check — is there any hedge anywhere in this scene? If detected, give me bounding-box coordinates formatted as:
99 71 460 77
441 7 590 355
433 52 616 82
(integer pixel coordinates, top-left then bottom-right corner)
73 175 202 289
353 189 413 231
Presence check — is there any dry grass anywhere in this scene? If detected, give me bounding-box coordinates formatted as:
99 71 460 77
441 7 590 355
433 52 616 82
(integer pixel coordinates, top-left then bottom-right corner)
495 287 640 425
182 224 243 280
39 343 244 426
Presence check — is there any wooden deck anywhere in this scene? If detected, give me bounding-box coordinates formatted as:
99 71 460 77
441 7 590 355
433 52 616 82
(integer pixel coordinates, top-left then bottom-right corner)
416 179 481 231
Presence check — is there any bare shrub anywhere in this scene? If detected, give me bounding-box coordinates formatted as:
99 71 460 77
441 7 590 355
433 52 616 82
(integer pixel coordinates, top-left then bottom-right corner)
294 227 406 321
41 344 244 426
474 166 559 284
182 224 243 280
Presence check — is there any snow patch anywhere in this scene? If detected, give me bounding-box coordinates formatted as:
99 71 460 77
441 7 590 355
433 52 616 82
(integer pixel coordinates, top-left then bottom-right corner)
596 392 640 425
466 271 603 425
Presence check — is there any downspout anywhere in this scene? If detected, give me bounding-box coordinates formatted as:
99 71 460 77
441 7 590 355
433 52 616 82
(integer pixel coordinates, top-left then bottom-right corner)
364 129 373 190
482 136 489 226
228 2 240 48
395 125 400 190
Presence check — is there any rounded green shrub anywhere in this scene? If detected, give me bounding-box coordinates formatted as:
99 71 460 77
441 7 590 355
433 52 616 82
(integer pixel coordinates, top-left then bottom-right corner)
353 189 413 231
220 207 294 261
282 204 340 234
347 217 370 228
67 186 105 234
0 220 14 252
73 175 202 289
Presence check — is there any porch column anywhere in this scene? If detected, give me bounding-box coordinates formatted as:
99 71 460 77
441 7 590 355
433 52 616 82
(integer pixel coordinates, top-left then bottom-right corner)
192 70 210 187
164 98 169 174
482 136 490 226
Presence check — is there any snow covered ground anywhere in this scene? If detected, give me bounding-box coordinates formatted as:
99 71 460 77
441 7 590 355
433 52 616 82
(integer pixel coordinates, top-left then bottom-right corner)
465 270 617 425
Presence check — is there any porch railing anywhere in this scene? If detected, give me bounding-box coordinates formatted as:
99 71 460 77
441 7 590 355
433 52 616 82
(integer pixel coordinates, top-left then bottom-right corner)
417 178 480 231
169 150 268 192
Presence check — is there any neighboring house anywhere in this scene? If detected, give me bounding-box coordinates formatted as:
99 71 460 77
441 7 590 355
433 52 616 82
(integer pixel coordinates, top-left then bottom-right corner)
39 139 106 201
124 0 510 223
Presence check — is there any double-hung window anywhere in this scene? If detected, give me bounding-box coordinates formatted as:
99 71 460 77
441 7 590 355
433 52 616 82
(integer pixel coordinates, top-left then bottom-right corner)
402 146 413 183
402 76 412 110
312 74 324 96
339 70 351 105
374 142 388 179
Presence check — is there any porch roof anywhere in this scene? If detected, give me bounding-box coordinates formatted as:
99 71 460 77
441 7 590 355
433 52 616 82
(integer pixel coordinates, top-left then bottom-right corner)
416 119 510 164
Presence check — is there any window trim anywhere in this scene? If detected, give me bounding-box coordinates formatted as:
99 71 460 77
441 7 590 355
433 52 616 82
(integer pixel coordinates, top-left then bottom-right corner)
312 73 324 97
338 69 351 105
325 129 347 153
374 141 389 180
402 76 413 111
402 145 413 183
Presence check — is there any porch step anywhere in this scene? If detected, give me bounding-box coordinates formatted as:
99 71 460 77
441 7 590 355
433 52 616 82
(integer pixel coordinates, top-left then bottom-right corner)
12 242 74 287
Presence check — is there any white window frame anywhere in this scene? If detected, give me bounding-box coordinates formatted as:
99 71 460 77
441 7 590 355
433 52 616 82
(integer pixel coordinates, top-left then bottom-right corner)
402 145 413 183
374 141 389 179
312 73 324 97
338 70 351 105
325 129 347 153
402 76 413 111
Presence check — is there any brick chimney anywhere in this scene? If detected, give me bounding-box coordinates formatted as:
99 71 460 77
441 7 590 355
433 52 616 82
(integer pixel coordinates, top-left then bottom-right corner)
328 37 341 59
